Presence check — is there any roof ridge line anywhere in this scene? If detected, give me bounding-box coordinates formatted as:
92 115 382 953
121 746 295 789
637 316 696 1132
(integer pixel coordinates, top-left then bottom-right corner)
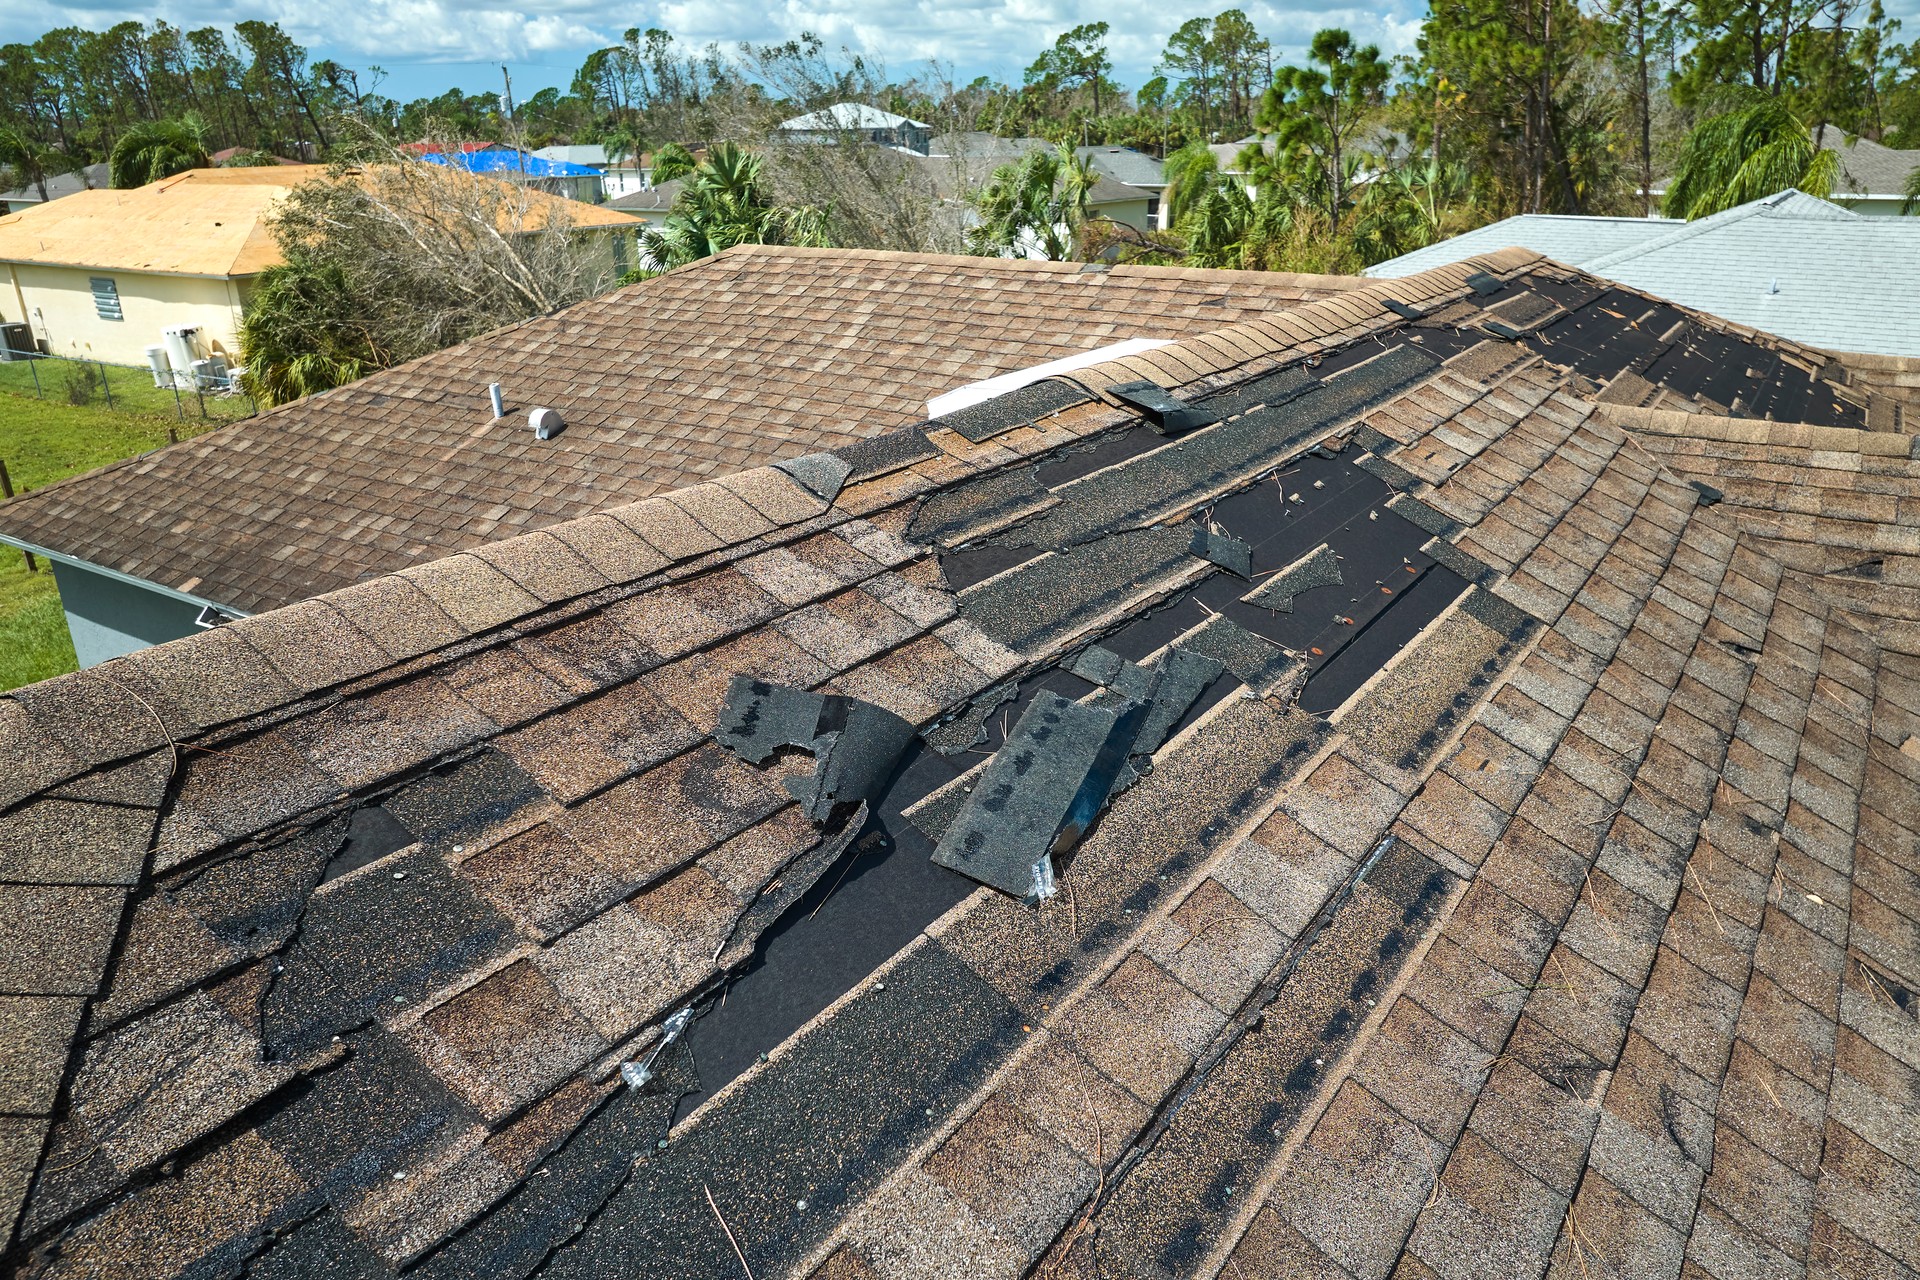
1053 249 1546 399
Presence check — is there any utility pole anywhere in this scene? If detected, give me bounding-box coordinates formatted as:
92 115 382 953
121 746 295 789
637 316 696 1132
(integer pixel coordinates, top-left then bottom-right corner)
501 66 524 176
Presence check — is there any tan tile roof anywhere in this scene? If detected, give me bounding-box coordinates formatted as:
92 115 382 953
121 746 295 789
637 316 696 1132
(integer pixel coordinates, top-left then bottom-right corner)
0 165 636 279
4 251 1919 1279
0 246 1359 613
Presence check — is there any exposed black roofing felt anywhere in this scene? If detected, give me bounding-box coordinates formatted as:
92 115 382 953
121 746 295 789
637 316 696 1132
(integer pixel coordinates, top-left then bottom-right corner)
7 248 1920 1280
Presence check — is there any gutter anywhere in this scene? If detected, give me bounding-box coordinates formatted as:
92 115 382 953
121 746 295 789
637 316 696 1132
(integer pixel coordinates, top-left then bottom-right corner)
0 530 250 618
0 258 253 281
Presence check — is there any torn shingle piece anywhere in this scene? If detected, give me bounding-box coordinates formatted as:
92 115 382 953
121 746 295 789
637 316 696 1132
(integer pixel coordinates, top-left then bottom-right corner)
1107 380 1219 436
1176 615 1302 696
1244 544 1344 613
830 427 941 481
1068 646 1126 688
1190 525 1253 579
714 678 915 820
1127 646 1225 757
714 680 833 766
931 691 1147 899
936 379 1091 444
773 452 855 502
922 682 1019 756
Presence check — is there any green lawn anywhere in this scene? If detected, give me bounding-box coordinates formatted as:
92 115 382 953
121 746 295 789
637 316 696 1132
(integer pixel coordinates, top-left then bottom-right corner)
0 388 235 691
0 357 257 426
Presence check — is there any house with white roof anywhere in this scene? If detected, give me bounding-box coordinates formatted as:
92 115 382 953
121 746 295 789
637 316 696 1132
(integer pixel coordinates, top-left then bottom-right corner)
777 104 932 155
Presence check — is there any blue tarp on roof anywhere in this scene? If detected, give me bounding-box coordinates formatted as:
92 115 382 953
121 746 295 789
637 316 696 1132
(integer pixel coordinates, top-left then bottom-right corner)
417 148 601 178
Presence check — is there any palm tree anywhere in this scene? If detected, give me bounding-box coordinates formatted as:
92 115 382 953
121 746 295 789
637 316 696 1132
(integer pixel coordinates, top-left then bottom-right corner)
110 115 212 188
1161 142 1226 230
639 142 830 270
0 125 73 202
966 144 1098 260
602 122 648 173
1663 96 1840 219
236 260 379 406
649 142 698 186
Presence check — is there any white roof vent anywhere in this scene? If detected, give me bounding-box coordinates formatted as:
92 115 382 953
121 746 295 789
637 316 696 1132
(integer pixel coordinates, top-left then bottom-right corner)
926 338 1174 419
530 407 563 440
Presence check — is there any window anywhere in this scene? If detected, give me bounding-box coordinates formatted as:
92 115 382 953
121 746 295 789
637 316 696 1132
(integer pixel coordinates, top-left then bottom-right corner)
89 277 122 322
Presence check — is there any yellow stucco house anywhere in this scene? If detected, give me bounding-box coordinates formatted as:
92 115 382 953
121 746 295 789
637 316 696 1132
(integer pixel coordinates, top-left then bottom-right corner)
0 165 640 370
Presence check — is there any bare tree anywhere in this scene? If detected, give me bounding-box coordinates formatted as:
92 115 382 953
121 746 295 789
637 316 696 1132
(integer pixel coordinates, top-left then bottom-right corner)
240 119 628 403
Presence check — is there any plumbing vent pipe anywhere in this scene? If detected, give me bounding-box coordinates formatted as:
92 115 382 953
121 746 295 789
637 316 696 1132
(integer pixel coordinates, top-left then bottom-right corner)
530 406 563 440
488 382 505 417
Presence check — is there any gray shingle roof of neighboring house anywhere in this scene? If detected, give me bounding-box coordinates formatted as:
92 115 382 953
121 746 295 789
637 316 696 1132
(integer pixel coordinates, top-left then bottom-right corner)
1075 145 1166 190
1364 214 1684 278
1369 190 1920 357
0 162 110 209
1816 128 1920 198
605 180 682 212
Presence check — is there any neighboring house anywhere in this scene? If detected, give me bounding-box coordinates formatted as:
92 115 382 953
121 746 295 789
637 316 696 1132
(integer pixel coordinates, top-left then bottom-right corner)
927 138 1168 226
0 166 640 375
0 247 1359 663
778 103 932 155
910 150 1159 250
416 147 605 204
0 166 323 368
1367 189 1920 358
534 144 649 199
8 250 1920 1280
1816 128 1920 214
1076 146 1167 227
605 180 683 228
0 162 110 215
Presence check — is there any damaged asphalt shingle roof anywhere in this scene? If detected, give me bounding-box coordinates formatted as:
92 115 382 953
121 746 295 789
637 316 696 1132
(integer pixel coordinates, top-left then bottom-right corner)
3 248 1920 1280
0 246 1359 616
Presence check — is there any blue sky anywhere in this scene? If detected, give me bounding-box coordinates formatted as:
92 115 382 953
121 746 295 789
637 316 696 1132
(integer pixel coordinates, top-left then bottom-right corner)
4 1 1436 103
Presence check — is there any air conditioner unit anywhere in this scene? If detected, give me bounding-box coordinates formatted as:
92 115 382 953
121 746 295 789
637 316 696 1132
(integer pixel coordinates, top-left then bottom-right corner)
0 323 33 361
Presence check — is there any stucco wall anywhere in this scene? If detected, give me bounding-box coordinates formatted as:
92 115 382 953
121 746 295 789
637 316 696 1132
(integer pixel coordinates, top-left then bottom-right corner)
49 559 204 666
2 263 246 367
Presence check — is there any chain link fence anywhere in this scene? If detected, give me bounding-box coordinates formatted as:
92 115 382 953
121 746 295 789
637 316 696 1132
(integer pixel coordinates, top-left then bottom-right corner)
0 351 258 424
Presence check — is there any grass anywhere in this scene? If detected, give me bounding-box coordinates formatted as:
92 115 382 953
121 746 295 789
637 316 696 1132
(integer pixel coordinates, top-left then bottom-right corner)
0 384 237 691
0 546 75 689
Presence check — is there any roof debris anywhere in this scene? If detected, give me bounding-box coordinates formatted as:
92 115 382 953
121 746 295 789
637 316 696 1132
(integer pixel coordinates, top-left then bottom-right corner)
715 679 914 820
